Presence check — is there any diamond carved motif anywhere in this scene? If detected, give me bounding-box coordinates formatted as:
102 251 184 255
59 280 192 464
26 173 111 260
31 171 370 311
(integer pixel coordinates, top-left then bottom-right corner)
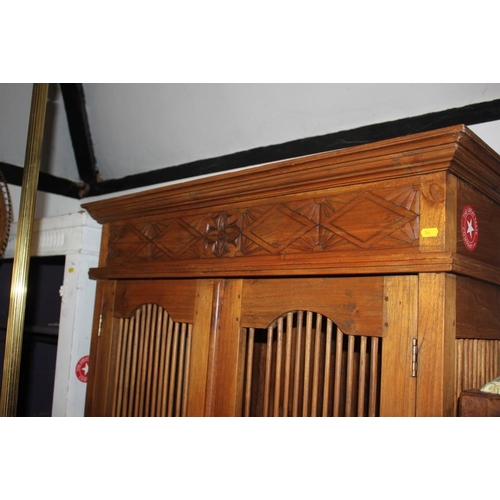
324 192 417 249
108 224 151 262
152 219 203 258
243 205 317 254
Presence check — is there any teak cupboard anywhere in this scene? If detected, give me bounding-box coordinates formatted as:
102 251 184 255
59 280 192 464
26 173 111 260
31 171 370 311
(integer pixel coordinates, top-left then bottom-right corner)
83 125 500 417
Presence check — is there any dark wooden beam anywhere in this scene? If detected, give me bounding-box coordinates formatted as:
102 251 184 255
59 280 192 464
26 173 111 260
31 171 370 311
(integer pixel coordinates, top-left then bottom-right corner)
3 97 500 199
85 98 500 198
60 83 98 186
0 161 83 199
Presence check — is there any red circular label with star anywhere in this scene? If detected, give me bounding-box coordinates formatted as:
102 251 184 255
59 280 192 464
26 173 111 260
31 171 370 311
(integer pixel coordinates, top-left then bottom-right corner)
461 205 479 252
75 355 89 383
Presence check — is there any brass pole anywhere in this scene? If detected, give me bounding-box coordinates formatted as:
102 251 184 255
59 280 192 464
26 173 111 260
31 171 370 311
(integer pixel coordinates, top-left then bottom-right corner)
0 83 49 417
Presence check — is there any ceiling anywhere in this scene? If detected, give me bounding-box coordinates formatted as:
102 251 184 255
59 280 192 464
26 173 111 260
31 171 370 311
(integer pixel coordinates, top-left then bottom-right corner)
1 83 500 199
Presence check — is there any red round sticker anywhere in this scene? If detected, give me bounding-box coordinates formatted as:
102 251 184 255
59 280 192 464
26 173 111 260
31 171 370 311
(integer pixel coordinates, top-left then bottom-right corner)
75 355 89 383
461 205 479 252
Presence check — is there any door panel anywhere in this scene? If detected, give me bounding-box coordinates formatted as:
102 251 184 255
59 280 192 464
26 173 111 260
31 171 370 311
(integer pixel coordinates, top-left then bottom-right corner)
236 277 387 416
85 279 213 416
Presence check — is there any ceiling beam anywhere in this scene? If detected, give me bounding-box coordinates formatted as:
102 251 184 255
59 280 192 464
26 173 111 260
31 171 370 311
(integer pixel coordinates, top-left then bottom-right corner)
85 98 500 198
60 83 98 189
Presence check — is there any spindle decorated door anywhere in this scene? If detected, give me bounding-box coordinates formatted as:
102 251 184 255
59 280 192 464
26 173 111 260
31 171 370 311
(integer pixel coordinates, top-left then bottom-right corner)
85 275 418 416
85 279 215 417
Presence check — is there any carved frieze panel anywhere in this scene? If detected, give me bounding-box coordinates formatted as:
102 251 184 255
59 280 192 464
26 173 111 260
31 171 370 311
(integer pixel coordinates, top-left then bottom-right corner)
107 184 420 265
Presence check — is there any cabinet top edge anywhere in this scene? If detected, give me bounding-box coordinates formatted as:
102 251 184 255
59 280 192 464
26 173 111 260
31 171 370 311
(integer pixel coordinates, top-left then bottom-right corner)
82 124 500 224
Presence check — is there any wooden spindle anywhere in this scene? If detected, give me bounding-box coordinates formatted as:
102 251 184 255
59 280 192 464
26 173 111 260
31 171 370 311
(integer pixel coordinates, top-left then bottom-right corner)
311 313 322 417
128 310 141 416
182 325 193 417
368 337 379 417
292 311 304 417
150 307 163 416
122 316 135 416
143 304 158 416
302 312 313 416
263 324 274 417
456 339 463 399
345 335 355 416
282 313 293 417
333 327 343 417
357 336 368 417
273 317 284 417
135 305 151 415
160 316 174 416
167 322 180 417
175 323 187 417
156 311 168 416
244 328 255 417
322 319 333 417
113 318 126 416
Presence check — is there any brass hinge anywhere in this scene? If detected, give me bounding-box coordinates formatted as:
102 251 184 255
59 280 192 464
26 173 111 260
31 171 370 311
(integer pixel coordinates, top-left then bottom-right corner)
97 314 103 337
411 338 418 377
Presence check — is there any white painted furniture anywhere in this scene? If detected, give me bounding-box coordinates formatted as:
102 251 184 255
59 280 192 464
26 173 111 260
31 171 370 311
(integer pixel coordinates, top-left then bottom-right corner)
5 212 101 416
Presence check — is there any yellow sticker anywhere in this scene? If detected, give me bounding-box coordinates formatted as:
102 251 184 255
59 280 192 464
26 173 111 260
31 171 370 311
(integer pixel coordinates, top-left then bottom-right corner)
68 267 75 273
421 228 439 238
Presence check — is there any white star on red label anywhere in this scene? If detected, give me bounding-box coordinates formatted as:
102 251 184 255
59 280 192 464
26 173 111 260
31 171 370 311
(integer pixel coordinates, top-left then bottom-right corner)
467 218 474 238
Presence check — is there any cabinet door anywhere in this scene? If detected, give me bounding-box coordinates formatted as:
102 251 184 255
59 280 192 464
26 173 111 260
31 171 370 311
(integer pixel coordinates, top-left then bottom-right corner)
208 276 397 416
206 276 417 417
85 279 214 416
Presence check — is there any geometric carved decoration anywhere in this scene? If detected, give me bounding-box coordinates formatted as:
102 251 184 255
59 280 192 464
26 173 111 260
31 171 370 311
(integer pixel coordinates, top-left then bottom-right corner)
151 220 202 259
106 184 420 265
324 191 418 249
204 212 240 257
243 205 316 254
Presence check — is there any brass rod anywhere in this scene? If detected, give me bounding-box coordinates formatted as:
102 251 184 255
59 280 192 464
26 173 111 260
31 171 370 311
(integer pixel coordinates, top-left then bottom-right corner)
0 83 49 417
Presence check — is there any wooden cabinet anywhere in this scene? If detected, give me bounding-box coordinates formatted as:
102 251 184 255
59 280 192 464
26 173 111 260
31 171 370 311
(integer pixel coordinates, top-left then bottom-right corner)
82 125 500 416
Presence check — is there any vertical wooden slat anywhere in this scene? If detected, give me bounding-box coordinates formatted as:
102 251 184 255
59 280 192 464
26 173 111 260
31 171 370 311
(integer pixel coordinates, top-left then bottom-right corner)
302 312 313 416
181 324 193 417
160 316 174 416
273 317 284 417
156 312 168 416
322 319 333 417
472 339 478 388
263 325 274 417
127 311 141 416
480 341 487 387
133 306 146 416
456 339 463 398
175 323 187 417
311 313 322 417
144 304 158 416
136 304 152 416
368 337 379 417
150 307 163 416
333 327 343 417
243 328 254 417
167 322 180 417
345 335 355 417
292 311 304 417
494 342 499 381
112 318 125 416
282 313 293 417
357 336 368 417
464 340 470 390
487 341 494 382
121 316 135 417
494 341 498 379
